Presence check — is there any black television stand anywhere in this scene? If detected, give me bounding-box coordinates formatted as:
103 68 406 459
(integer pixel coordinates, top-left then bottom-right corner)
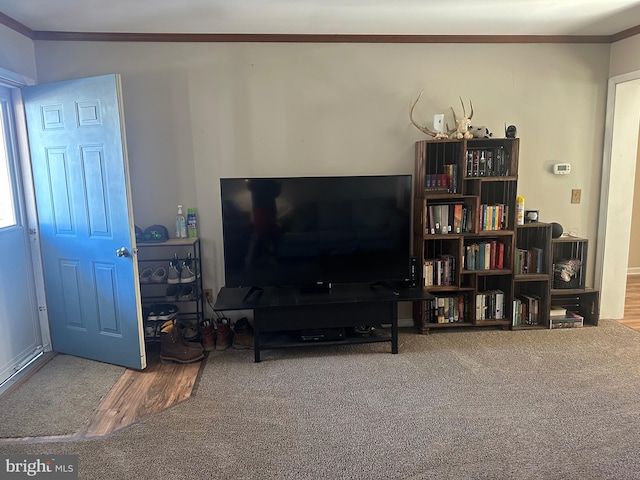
242 286 264 302
214 282 432 362
299 282 332 294
370 280 400 296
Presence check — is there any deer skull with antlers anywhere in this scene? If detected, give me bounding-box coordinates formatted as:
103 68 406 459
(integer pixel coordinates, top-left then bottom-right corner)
410 91 475 141
409 90 452 140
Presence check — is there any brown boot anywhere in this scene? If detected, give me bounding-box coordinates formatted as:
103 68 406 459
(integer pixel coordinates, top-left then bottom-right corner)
232 317 254 350
160 321 204 364
215 318 232 351
200 319 216 352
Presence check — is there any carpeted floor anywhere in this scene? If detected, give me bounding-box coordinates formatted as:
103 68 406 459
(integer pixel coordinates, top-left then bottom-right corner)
2 320 640 479
0 354 124 438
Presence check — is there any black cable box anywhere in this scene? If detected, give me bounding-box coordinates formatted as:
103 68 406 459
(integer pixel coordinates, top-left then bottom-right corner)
300 328 346 341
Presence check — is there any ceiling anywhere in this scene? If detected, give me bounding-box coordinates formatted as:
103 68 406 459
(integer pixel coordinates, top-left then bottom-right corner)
1 0 640 38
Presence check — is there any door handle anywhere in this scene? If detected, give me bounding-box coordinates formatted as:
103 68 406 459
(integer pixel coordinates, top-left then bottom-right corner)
115 247 130 257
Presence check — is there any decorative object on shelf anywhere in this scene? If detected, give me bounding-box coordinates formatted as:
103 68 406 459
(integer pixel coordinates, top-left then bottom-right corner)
470 125 492 138
550 222 564 238
409 90 452 139
553 258 582 289
525 210 539 223
449 97 474 140
505 124 517 138
409 92 475 140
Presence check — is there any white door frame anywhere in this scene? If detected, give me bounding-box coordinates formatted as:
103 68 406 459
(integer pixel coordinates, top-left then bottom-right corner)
596 70 640 319
0 66 51 394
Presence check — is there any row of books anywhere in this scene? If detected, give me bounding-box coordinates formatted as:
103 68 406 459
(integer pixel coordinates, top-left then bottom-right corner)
512 294 541 326
423 255 456 286
464 240 505 271
425 294 469 324
465 147 509 177
479 203 509 231
424 164 459 193
476 290 505 320
515 247 544 274
426 203 473 235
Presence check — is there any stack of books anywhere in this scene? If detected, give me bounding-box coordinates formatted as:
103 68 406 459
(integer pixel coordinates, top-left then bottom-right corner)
549 307 584 329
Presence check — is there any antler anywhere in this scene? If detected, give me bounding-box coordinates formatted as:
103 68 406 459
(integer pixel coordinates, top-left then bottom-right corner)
452 97 474 124
410 90 450 139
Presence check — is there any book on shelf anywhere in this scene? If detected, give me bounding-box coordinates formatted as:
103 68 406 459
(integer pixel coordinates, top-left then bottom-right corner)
464 240 505 271
549 306 568 319
550 311 583 329
428 294 468 324
465 148 508 177
426 203 471 235
517 294 540 325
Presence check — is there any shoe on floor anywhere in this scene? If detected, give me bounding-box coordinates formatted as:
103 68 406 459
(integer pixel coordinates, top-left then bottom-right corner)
232 317 254 350
160 320 204 364
215 318 233 350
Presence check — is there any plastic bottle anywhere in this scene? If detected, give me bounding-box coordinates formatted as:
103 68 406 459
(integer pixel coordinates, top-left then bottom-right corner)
175 205 187 238
187 208 198 239
516 196 525 226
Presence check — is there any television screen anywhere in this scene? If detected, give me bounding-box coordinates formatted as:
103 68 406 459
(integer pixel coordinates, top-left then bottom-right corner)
220 175 412 290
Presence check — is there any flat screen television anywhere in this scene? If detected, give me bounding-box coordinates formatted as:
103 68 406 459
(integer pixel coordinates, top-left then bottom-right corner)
219 175 412 292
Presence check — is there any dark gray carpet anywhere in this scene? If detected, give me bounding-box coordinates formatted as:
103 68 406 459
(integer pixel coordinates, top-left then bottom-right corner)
0 354 124 438
1 320 640 479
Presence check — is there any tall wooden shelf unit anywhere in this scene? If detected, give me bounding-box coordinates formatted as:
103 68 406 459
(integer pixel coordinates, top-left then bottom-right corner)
413 137 519 333
412 138 600 333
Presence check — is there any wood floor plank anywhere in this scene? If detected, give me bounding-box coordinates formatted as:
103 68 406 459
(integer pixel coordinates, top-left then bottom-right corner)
78 343 204 438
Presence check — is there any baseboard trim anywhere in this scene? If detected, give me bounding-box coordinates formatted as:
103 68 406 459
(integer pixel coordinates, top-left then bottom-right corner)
628 268 640 275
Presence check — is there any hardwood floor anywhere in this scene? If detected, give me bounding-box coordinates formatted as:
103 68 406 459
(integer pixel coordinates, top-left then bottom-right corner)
0 342 203 443
619 275 640 331
77 342 203 438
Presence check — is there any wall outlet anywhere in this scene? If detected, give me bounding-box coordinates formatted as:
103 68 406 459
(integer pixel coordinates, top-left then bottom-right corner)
203 289 213 302
571 189 581 204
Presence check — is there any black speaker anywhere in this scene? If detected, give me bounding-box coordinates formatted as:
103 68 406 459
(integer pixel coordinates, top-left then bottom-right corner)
550 222 564 238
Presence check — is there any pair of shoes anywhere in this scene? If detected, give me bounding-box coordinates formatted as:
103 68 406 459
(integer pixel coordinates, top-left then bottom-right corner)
167 253 200 284
147 303 179 321
232 317 254 349
159 320 204 364
215 317 233 351
139 266 168 283
165 284 198 302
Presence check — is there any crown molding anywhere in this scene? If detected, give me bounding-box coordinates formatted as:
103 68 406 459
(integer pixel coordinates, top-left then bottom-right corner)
30 31 613 44
611 24 640 42
0 11 33 38
0 11 636 45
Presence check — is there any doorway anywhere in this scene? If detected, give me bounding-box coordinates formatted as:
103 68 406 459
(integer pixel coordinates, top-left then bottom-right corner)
596 72 640 319
0 78 48 393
